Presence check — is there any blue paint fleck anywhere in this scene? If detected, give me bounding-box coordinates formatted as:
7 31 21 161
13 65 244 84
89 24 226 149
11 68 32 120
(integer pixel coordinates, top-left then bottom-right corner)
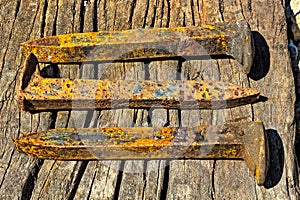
133 84 143 94
154 88 165 97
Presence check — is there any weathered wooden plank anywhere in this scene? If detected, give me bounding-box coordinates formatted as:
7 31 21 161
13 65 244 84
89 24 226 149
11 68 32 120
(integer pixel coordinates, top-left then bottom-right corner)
140 160 167 200
113 1 165 199
196 1 260 199
245 1 298 198
30 160 84 200
134 2 173 199
0 0 21 188
0 1 49 200
68 3 106 199
214 160 257 199
167 160 214 200
29 1 84 199
106 1 173 199
168 2 264 199
165 1 219 199
0 0 298 199
74 1 149 199
74 160 122 200
168 59 220 199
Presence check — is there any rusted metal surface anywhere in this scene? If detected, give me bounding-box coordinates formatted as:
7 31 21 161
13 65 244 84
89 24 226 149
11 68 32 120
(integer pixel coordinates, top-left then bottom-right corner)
15 22 268 186
18 53 260 112
21 21 253 73
13 121 268 185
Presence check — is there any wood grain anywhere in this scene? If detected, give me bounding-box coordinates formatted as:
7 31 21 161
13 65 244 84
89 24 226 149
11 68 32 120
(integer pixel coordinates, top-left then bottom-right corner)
0 0 298 199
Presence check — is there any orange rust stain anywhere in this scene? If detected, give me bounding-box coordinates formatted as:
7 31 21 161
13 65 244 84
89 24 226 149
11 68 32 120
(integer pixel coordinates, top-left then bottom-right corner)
118 127 175 153
217 35 229 53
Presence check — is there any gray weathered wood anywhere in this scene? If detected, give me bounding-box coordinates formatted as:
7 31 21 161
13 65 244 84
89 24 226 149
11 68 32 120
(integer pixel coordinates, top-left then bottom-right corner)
0 0 299 199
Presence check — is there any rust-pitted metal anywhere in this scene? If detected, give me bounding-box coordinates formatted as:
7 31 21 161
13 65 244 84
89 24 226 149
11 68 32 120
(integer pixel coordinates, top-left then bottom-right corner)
18 54 260 112
21 21 253 73
15 22 269 186
13 121 268 185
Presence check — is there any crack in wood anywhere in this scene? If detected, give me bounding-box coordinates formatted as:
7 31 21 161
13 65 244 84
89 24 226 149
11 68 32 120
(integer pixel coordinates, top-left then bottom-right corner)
141 161 148 200
142 0 150 28
218 0 225 21
86 166 97 199
0 149 14 189
160 159 170 200
21 159 44 200
166 0 170 27
248 0 252 12
67 161 89 200
128 0 137 29
52 0 59 35
79 0 86 33
211 160 216 200
113 161 125 200
0 0 21 78
36 161 56 199
92 0 98 31
190 0 196 26
40 1 48 38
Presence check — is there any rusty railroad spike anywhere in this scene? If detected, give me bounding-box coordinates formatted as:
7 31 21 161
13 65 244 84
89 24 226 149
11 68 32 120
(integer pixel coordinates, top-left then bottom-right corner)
18 53 260 112
15 21 269 186
21 21 254 74
13 121 268 186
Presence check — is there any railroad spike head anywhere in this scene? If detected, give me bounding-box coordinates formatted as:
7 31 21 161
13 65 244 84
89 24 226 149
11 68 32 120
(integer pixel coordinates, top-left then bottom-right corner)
241 122 269 185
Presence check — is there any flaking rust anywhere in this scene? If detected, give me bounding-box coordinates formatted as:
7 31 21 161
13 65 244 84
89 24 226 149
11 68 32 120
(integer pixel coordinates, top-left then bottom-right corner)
18 53 260 112
21 21 253 74
13 121 268 186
